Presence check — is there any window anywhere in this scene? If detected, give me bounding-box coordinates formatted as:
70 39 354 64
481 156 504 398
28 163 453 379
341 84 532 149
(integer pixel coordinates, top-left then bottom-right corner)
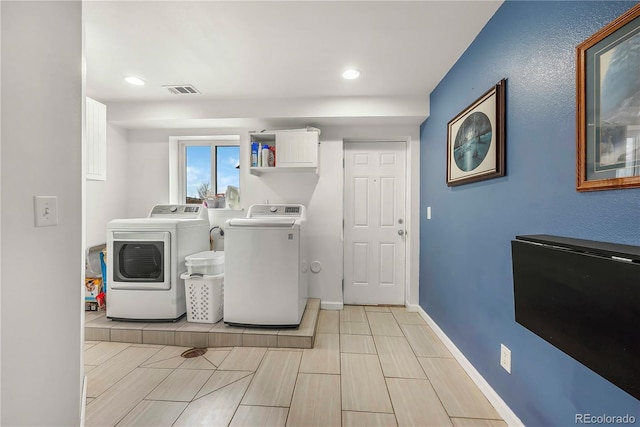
174 137 240 205
185 145 212 203
213 146 241 194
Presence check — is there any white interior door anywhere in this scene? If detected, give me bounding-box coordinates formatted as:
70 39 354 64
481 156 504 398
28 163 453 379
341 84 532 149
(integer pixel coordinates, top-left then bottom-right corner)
344 141 406 305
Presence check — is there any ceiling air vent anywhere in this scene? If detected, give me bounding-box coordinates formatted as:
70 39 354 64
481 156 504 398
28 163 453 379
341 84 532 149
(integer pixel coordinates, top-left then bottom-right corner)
163 84 201 95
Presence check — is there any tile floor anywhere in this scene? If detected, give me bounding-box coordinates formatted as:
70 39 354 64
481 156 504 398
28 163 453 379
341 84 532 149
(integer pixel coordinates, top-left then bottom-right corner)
85 305 507 427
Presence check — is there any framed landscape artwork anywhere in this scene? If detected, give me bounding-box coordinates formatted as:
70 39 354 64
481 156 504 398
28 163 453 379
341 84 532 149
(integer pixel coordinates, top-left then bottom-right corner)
576 3 640 191
446 79 506 187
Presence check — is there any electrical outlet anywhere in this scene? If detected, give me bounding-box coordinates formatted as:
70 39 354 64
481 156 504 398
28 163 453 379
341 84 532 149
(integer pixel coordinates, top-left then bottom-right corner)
500 344 511 373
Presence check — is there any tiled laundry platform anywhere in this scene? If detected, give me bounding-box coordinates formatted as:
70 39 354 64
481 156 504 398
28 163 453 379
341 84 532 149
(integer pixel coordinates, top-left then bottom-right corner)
85 298 320 349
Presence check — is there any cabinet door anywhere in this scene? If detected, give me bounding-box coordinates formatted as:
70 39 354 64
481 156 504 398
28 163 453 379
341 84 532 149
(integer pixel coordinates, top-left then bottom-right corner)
86 97 107 180
276 131 318 167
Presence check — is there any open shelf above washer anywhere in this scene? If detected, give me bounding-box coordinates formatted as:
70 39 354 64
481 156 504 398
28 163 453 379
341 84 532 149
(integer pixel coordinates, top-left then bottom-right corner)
249 129 319 175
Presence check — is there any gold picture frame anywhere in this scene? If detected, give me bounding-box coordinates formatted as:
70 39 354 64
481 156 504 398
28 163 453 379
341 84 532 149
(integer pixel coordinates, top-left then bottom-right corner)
576 3 640 191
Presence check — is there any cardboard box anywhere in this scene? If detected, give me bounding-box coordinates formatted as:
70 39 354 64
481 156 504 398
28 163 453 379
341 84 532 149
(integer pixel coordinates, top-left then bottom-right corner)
85 277 103 311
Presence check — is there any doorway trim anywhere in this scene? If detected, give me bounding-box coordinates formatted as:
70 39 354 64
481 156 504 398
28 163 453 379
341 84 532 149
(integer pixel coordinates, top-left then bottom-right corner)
343 137 419 310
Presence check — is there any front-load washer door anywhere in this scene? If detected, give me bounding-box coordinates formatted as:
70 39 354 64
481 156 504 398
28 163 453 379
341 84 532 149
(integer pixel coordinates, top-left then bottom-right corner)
110 231 171 290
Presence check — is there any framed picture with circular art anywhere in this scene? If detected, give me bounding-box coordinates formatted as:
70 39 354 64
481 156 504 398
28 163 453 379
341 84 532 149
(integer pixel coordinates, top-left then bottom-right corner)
446 79 506 187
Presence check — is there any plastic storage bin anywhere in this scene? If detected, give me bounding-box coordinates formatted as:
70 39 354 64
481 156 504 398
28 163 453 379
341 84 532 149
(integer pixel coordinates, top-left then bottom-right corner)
185 251 224 276
181 272 224 323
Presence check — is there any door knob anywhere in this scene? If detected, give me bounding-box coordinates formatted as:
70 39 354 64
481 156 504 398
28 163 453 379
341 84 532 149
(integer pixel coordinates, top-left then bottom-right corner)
398 230 405 236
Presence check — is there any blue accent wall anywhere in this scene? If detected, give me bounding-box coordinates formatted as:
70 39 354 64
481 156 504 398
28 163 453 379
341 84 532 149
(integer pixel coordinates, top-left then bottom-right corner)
419 1 640 425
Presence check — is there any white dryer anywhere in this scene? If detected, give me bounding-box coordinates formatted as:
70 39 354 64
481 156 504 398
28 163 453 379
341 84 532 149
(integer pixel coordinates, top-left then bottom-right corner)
224 204 308 327
106 204 210 321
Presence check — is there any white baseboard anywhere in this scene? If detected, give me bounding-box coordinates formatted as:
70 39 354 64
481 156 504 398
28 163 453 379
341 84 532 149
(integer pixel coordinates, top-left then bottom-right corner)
81 374 87 426
320 301 343 310
406 303 419 313
417 306 524 427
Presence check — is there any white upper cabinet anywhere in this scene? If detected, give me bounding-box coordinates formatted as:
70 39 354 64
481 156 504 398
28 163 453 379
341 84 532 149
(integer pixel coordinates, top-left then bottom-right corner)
86 97 107 181
249 129 319 174
275 131 318 167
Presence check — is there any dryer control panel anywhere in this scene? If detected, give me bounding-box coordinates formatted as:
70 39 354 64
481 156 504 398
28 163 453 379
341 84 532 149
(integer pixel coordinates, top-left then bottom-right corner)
149 204 206 219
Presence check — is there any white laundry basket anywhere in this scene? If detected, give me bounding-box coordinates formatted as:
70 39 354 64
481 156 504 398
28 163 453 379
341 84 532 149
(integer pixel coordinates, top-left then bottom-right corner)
181 272 224 323
185 251 224 276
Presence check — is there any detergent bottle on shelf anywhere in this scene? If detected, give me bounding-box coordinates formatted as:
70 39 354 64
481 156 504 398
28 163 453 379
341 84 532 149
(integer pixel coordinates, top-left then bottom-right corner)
262 144 271 167
269 146 276 167
251 143 258 167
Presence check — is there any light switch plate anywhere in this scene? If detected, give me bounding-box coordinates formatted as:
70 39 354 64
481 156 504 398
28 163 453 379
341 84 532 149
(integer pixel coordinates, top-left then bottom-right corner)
34 196 58 227
427 206 432 220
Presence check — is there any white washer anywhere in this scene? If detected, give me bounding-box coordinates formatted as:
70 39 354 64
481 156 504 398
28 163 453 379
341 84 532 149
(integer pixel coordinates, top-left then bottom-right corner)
106 204 210 321
224 204 308 327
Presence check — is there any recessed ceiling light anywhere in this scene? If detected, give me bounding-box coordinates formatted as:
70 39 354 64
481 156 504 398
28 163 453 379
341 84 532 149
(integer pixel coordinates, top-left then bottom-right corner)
342 69 360 80
124 76 145 86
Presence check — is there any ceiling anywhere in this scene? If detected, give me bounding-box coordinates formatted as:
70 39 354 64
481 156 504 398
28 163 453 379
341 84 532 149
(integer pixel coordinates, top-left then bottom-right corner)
84 1 502 129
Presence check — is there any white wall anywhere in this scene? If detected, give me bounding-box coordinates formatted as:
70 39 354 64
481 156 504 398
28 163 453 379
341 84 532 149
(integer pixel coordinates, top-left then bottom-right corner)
125 124 420 308
86 124 129 246
1 2 83 425
126 131 172 218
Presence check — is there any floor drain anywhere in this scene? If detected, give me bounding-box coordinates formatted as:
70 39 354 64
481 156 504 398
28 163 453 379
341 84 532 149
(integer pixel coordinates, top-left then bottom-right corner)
181 348 207 358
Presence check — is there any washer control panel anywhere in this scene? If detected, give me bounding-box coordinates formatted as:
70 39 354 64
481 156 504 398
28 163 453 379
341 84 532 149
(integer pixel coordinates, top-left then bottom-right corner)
248 204 305 218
